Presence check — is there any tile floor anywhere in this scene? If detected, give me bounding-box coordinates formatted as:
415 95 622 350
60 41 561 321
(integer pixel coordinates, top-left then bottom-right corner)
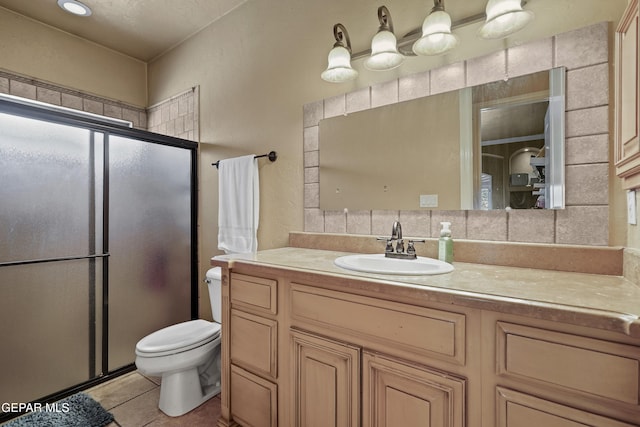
0 371 221 427
86 371 222 426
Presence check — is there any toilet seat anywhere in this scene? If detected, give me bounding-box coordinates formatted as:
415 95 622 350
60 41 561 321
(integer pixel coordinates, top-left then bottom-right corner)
136 319 221 358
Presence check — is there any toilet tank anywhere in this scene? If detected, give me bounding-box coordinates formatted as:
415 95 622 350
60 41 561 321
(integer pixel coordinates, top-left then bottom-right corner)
205 267 222 323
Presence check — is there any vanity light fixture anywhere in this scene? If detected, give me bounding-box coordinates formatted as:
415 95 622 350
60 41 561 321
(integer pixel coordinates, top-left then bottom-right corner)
364 6 404 71
57 0 92 17
322 1 533 83
412 0 459 56
479 0 534 39
321 23 359 83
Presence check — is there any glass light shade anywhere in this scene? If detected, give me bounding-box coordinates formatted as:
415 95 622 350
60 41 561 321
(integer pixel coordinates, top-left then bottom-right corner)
364 30 404 71
321 46 358 83
479 0 534 39
412 10 459 56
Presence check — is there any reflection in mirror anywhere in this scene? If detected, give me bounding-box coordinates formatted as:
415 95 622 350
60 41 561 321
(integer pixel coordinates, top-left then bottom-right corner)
474 68 565 209
319 67 565 211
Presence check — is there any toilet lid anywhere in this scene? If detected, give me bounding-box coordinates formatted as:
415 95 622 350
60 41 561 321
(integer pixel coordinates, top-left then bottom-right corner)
136 319 221 355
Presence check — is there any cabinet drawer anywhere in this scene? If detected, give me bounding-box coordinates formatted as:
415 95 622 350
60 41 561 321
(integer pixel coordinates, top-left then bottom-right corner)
231 273 277 315
291 283 465 365
497 322 640 405
496 387 636 427
231 364 277 427
230 309 277 379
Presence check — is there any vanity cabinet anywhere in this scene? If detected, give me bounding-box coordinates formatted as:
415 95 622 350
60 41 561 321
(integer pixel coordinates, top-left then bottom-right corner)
615 0 640 189
217 260 640 427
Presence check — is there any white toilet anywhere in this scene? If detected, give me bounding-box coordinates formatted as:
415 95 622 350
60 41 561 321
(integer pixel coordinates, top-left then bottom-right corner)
135 267 223 417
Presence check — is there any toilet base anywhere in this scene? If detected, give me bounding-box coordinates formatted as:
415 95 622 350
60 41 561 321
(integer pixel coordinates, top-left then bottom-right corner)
158 367 221 417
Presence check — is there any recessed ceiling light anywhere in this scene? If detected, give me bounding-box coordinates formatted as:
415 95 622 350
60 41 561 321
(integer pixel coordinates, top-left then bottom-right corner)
57 0 92 17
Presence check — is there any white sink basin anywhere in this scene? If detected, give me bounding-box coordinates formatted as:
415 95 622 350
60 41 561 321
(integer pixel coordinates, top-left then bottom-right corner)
334 253 453 276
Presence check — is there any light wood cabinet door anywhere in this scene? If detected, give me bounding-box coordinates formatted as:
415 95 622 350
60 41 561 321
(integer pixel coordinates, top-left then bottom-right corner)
615 0 640 188
290 329 360 427
362 351 466 427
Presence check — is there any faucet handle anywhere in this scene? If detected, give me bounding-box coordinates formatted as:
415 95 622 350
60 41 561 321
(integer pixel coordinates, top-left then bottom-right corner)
377 237 394 253
406 239 425 256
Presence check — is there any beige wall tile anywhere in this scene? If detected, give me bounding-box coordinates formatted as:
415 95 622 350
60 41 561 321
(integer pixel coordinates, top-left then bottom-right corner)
372 210 400 236
83 98 104 115
508 210 555 243
303 126 318 152
399 211 430 238
304 166 319 184
566 63 608 110
347 210 371 235
304 150 318 168
303 100 323 127
467 50 506 87
399 70 430 102
467 210 507 241
104 104 123 120
346 87 370 113
566 134 609 165
508 38 553 78
0 76 8 93
324 94 345 118
122 108 142 128
566 106 608 137
36 87 61 105
61 92 83 110
304 183 319 208
304 209 324 232
325 210 347 233
371 80 398 108
556 206 608 245
431 62 465 95
565 163 609 205
10 80 36 99
555 21 608 70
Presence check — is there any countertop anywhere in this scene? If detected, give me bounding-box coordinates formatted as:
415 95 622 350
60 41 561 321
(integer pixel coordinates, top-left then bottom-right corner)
212 247 640 338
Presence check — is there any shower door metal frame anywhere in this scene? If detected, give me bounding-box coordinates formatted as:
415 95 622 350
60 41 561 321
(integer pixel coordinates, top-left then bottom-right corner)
0 97 198 419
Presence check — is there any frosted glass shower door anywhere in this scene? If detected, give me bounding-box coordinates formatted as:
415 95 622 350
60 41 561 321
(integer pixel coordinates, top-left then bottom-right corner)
0 114 104 405
107 136 192 370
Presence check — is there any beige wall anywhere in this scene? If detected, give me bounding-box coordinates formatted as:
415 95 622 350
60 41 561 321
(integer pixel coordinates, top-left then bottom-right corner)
0 6 147 107
147 0 628 266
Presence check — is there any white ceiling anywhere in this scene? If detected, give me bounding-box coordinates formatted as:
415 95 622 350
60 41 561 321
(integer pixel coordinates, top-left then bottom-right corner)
0 0 249 61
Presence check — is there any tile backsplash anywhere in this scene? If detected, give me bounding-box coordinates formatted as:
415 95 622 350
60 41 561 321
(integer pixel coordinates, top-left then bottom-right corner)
303 22 610 246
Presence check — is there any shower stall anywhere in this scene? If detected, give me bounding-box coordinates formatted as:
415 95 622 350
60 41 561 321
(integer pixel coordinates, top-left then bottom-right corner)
0 96 197 419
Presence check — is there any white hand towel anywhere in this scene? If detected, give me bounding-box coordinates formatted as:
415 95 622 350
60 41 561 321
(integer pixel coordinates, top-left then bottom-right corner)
217 155 259 254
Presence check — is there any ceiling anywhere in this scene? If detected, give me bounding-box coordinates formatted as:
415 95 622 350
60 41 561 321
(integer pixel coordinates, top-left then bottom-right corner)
0 0 249 61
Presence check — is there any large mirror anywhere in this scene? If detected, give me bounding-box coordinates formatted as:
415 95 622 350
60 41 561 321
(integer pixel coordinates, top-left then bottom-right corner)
319 67 565 211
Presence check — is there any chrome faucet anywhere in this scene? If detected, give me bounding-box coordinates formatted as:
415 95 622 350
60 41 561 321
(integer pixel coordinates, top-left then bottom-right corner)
392 221 402 240
378 221 424 259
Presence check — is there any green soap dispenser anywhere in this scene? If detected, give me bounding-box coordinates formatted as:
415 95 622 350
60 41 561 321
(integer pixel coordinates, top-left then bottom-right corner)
438 222 453 264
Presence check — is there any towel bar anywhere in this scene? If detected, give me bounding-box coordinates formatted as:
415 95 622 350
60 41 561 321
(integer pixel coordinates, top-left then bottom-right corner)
212 151 277 168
